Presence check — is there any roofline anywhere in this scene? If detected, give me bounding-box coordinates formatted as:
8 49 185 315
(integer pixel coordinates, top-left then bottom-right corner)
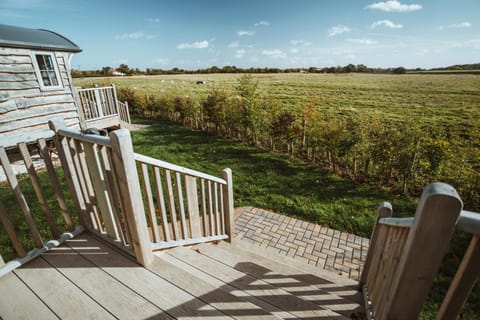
37 28 82 53
0 40 82 53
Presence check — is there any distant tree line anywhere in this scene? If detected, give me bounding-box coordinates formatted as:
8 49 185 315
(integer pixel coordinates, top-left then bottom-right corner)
115 74 480 210
72 63 413 78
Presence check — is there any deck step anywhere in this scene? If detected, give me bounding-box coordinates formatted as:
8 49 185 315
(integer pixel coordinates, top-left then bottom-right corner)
166 245 350 319
195 240 364 318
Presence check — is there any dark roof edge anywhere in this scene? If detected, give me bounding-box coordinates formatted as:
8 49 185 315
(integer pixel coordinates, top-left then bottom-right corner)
1 40 82 53
38 29 82 53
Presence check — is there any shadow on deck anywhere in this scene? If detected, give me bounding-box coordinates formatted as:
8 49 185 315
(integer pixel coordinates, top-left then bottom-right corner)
0 232 365 319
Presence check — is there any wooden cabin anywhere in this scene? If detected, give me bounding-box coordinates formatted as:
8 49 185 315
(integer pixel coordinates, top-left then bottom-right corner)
0 24 130 150
0 24 82 148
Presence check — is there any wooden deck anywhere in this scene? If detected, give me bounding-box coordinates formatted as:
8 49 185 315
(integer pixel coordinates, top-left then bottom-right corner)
0 232 364 319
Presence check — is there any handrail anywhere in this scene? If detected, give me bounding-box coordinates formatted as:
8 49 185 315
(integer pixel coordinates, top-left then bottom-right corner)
379 217 414 228
134 153 227 185
378 210 480 234
77 86 115 92
456 210 480 235
57 128 111 146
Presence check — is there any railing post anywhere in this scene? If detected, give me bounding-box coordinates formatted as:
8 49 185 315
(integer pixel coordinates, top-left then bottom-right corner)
359 202 393 289
221 168 234 242
109 129 153 267
436 234 480 320
112 84 119 114
73 87 87 130
381 182 463 320
94 87 104 117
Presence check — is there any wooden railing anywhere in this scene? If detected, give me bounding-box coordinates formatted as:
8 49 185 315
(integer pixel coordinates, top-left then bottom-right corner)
76 85 130 128
360 182 480 319
135 154 234 250
0 135 83 277
49 121 233 266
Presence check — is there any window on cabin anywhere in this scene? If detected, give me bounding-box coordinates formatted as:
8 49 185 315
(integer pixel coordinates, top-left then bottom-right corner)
32 53 63 90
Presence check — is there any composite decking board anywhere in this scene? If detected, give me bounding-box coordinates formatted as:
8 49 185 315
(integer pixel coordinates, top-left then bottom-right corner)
13 257 117 320
155 252 295 320
0 272 59 320
68 234 232 320
151 253 283 320
195 242 364 317
167 246 347 319
216 240 362 300
223 240 360 287
223 241 363 304
41 245 164 320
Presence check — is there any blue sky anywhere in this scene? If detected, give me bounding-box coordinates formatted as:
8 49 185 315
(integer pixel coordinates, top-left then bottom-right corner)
1 0 479 70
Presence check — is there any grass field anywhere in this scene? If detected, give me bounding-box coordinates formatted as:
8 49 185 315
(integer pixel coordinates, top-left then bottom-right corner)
75 73 480 134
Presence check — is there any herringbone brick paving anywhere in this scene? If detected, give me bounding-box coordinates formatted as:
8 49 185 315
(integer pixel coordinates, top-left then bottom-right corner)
234 206 369 280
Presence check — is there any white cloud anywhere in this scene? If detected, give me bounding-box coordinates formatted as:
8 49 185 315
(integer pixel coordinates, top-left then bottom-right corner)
152 58 168 65
115 32 156 40
228 41 240 48
328 25 351 37
290 39 312 46
235 49 246 58
147 17 160 23
290 48 299 54
347 38 377 45
438 22 472 30
262 49 286 59
114 58 129 64
371 20 403 29
366 1 422 12
176 40 209 49
254 21 270 27
237 30 255 36
416 49 429 56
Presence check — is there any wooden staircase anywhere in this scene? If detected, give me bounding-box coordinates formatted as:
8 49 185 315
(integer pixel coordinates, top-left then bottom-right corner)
0 231 364 320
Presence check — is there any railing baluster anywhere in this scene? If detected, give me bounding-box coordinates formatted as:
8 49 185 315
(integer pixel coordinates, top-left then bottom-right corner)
176 172 188 238
165 169 180 240
140 163 161 242
0 200 26 257
214 182 220 235
208 180 215 235
436 234 480 320
38 138 73 230
18 142 59 237
0 147 43 248
200 179 208 236
185 175 201 238
154 167 170 241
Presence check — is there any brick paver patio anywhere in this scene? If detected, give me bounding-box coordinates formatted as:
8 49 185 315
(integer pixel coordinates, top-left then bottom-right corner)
234 207 370 281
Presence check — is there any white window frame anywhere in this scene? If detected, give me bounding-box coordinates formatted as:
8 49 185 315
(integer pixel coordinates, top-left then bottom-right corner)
31 51 64 91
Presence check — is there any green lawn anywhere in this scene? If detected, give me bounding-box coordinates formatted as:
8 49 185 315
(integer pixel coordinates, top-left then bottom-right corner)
131 118 416 238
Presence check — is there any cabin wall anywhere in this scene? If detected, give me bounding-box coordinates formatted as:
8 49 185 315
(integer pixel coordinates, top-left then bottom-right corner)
0 47 80 148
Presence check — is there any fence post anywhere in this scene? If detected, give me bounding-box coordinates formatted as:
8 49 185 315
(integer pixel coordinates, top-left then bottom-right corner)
109 129 153 267
380 182 463 320
221 168 234 242
359 202 393 289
